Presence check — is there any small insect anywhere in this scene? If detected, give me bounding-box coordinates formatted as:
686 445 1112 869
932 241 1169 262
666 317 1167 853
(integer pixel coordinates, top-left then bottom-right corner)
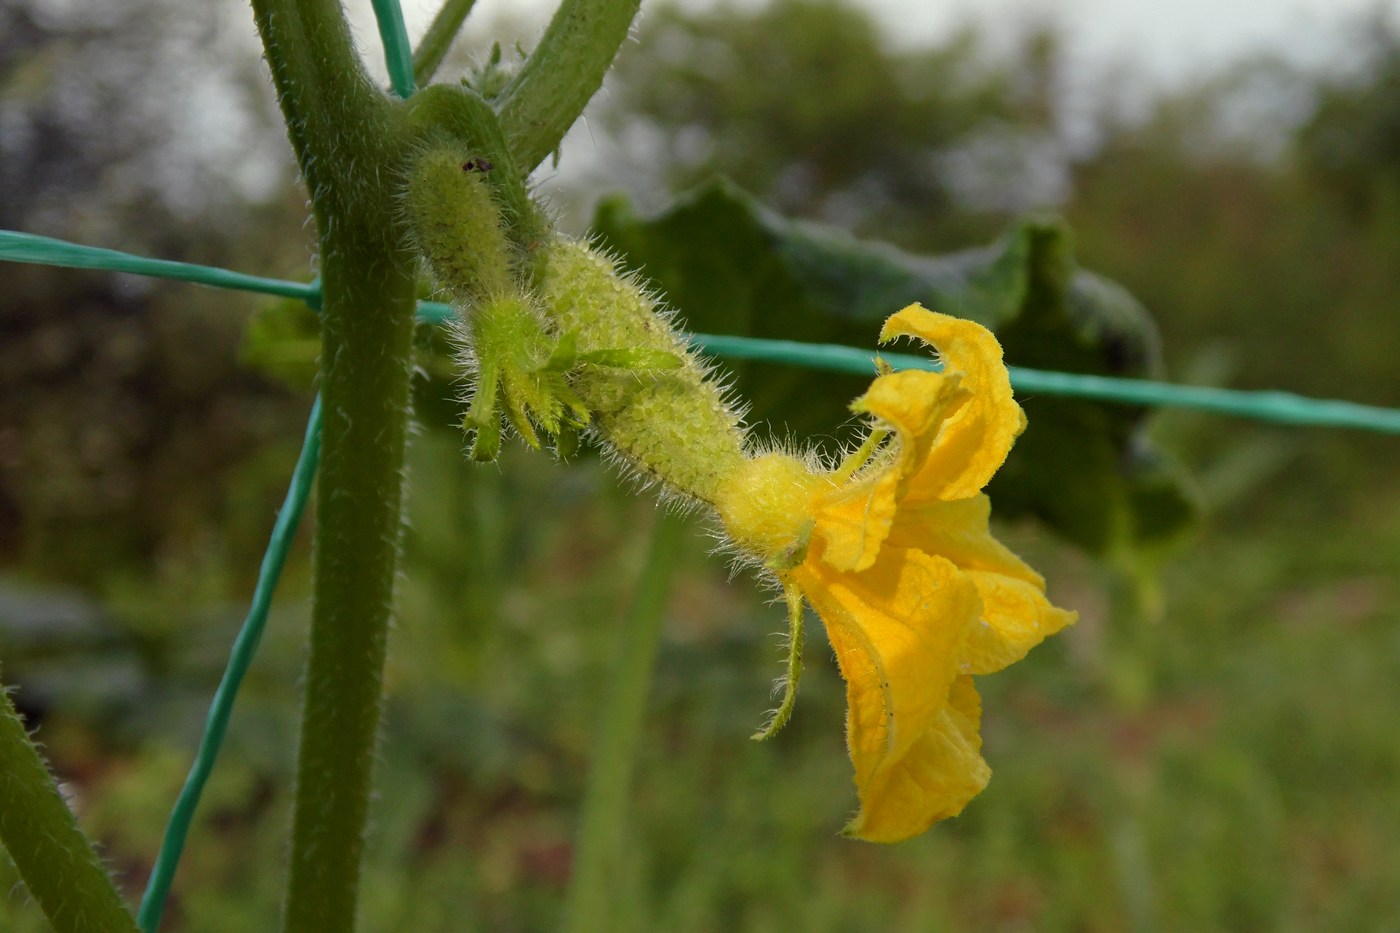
460 158 494 174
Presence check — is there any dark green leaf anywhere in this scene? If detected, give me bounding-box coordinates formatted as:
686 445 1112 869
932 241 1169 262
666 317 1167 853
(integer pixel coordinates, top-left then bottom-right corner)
592 178 1197 555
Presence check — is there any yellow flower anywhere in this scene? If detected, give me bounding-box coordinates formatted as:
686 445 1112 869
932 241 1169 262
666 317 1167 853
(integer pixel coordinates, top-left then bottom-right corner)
716 304 1076 843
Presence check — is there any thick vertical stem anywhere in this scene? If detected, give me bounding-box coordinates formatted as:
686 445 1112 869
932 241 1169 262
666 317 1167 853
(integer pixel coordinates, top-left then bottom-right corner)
282 237 418 932
0 674 139 933
248 0 388 205
248 0 420 927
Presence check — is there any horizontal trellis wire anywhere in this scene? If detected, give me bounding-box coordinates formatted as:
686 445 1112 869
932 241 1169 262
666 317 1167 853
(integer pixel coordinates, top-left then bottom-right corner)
6 230 1400 433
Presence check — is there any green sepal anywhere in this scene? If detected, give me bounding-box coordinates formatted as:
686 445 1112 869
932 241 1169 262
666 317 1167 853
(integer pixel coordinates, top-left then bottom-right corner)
751 581 806 742
466 362 502 462
763 520 813 574
553 424 581 460
500 372 544 449
540 330 578 372
554 382 592 428
469 414 501 462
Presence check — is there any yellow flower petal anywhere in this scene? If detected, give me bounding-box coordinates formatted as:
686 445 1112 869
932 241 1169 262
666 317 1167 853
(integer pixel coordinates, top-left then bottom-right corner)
713 302 1073 840
886 495 1077 674
886 495 1039 580
843 675 990 842
961 573 1077 674
880 305 1026 500
795 547 979 794
817 370 966 573
811 475 900 575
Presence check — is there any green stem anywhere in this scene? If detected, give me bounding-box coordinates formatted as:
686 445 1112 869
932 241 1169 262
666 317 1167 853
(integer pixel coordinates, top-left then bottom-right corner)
248 0 400 225
247 0 648 927
498 0 641 172
283 236 418 933
279 227 415 929
413 0 479 87
563 512 685 933
248 2 422 930
0 672 139 932
749 582 805 741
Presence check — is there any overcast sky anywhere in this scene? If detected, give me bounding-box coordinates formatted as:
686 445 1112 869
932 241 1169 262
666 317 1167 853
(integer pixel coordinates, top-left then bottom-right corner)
905 0 1398 85
394 0 1400 88
366 0 1400 215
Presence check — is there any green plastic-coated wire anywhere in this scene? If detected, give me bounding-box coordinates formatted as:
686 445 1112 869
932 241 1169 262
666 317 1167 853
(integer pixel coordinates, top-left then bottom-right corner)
693 334 1400 435
136 396 323 933
371 0 415 99
1001 366 1400 433
418 299 453 324
3 230 1399 433
0 230 321 307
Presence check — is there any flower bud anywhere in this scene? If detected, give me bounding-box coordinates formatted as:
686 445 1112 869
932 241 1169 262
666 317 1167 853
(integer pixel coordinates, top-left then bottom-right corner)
403 145 512 303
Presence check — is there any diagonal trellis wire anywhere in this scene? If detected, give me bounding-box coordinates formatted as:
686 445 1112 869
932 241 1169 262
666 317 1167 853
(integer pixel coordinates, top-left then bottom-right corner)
6 195 1400 932
132 8 420 926
135 397 323 932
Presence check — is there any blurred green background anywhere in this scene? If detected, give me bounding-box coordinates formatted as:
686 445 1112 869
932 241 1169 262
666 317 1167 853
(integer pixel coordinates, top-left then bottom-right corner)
2 0 1400 928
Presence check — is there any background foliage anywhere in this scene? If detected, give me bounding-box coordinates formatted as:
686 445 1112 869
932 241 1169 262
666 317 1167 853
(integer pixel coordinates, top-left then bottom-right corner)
2 0 1399 928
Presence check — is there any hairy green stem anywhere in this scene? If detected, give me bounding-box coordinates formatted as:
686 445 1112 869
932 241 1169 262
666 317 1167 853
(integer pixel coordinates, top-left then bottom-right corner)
413 0 479 87
498 0 641 172
249 0 401 225
0 673 139 932
283 237 418 933
563 512 684 933
249 0 421 929
247 0 652 926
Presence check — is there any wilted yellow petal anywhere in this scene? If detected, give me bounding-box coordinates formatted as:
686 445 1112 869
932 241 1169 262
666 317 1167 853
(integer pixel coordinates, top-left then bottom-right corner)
879 305 1025 500
796 546 979 791
811 470 901 576
886 495 1039 579
960 573 1077 674
844 675 990 843
852 369 967 484
715 302 1073 841
817 370 966 572
886 495 1077 674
